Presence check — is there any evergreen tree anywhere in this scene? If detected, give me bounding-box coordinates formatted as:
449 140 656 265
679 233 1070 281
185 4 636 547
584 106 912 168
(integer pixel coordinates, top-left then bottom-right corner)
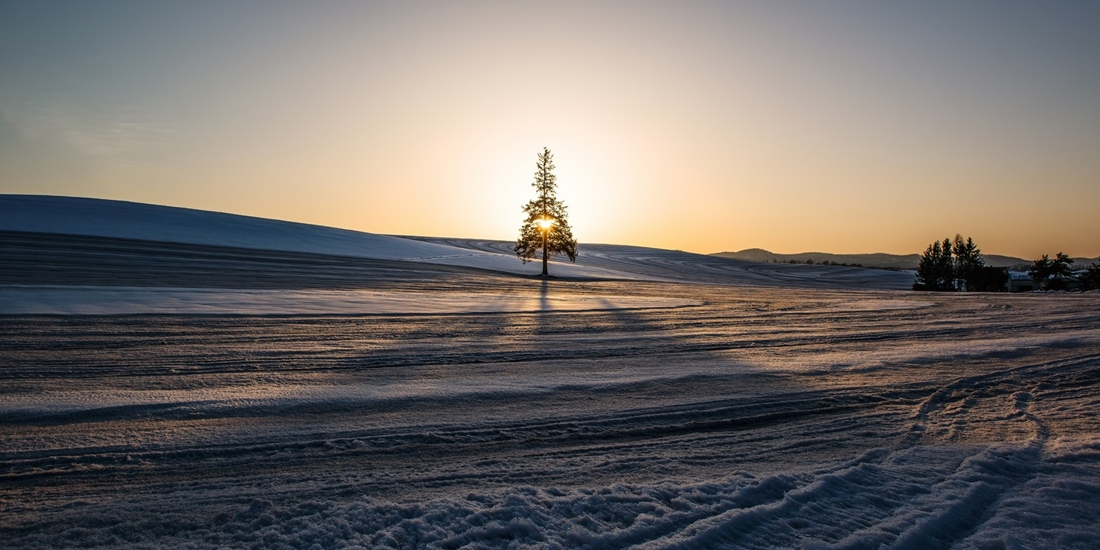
938 237 955 290
1029 255 1054 288
952 234 985 291
915 241 938 290
1049 252 1075 290
1079 263 1100 291
1029 252 1075 290
514 148 578 276
916 238 955 291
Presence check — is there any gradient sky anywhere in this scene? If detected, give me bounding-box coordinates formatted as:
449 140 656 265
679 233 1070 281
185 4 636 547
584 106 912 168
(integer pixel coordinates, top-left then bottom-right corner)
2 1 1098 258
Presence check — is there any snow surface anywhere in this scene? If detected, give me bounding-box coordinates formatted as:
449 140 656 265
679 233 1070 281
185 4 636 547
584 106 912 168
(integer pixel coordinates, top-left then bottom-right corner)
0 285 697 315
5 289 1099 549
2 195 1099 549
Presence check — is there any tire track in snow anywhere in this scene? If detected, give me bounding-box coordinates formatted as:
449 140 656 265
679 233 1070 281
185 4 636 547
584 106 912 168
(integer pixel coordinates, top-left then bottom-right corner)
904 354 1099 447
817 368 1062 549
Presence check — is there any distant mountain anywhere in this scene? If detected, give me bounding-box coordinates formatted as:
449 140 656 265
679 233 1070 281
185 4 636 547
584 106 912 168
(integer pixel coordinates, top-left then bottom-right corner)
712 248 1098 270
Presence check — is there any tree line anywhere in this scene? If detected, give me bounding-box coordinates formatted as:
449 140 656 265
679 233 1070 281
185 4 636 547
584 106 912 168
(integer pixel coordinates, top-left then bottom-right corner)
1028 252 1100 291
915 235 1100 292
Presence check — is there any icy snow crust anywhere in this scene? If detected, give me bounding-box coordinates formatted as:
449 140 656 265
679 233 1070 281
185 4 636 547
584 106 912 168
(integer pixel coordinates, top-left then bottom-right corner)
3 196 1100 549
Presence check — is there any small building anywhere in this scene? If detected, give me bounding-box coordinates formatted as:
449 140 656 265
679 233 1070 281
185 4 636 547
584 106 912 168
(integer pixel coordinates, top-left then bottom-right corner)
1007 271 1037 292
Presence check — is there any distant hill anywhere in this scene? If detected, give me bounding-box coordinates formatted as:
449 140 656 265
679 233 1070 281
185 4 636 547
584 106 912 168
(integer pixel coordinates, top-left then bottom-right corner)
716 249 920 270
712 248 1097 271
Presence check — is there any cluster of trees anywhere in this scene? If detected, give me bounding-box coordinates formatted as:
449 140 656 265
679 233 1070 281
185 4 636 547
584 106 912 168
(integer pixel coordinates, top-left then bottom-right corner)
1028 253 1100 290
914 235 1008 292
916 236 1100 292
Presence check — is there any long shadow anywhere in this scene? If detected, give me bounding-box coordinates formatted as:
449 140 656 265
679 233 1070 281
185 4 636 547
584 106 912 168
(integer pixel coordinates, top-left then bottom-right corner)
510 280 829 424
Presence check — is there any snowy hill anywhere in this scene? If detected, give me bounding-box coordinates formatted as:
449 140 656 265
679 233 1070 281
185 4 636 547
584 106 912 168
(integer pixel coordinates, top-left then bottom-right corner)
0 195 630 280
1 195 914 289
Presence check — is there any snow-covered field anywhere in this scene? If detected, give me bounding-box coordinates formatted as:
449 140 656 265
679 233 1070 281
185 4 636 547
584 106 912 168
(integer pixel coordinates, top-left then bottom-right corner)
2 196 1100 549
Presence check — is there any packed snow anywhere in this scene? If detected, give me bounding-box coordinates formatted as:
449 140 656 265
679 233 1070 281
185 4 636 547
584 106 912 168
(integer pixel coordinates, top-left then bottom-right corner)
2 195 1099 549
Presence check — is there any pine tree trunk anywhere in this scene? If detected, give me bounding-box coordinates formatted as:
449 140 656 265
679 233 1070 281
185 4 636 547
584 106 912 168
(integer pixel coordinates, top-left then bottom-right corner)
541 230 548 277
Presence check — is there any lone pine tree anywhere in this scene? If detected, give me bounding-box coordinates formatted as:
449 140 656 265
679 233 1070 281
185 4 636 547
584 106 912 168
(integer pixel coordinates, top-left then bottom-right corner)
514 147 577 277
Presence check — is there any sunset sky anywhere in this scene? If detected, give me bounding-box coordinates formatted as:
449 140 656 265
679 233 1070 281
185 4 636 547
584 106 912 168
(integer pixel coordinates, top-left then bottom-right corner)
2 1 1097 258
